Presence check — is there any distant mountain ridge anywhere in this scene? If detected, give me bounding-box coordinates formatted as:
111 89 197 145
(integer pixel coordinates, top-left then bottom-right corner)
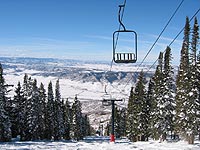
0 56 154 84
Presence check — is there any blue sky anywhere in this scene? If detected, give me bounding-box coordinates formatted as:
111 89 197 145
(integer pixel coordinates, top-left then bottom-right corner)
0 0 199 64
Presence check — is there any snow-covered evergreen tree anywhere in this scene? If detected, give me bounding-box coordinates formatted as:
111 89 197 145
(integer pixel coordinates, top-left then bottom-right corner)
37 83 46 140
126 87 136 141
147 79 156 139
175 17 199 144
119 108 127 137
135 71 148 141
54 79 64 140
23 78 40 140
190 17 200 138
126 71 148 141
10 82 23 138
150 52 164 140
71 96 83 141
197 51 200 140
62 99 71 140
114 107 121 138
45 81 54 140
82 114 91 137
0 63 12 142
161 46 176 138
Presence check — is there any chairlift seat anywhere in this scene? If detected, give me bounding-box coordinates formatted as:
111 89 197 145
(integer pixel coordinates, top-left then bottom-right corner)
114 52 136 63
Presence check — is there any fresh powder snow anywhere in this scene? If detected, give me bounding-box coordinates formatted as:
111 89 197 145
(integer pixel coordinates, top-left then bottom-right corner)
0 137 200 150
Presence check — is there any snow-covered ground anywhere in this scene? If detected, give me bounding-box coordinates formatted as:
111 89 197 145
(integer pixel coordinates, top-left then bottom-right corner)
0 137 200 150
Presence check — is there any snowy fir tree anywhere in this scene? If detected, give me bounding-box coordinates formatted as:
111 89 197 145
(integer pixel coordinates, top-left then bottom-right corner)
71 96 83 141
175 17 200 144
126 87 136 141
114 107 121 138
175 17 190 138
82 114 91 137
61 99 71 140
134 71 149 141
23 78 40 140
161 46 176 139
10 82 23 138
119 108 127 137
54 79 64 140
0 63 12 142
190 17 200 140
146 78 156 139
37 83 47 140
126 71 149 141
150 52 164 140
197 50 200 140
45 81 55 140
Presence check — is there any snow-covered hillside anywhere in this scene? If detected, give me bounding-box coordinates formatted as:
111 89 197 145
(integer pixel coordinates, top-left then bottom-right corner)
0 57 155 129
1 57 154 99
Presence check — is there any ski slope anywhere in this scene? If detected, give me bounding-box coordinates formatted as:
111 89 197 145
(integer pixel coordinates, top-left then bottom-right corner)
0 136 200 150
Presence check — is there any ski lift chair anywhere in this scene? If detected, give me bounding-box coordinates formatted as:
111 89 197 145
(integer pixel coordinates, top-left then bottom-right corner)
102 93 112 106
113 30 137 63
113 4 138 63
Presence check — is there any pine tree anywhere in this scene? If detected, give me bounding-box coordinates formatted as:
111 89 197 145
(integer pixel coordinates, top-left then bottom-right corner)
175 17 194 144
161 46 176 139
19 74 30 141
54 79 64 140
185 17 200 143
23 78 40 140
11 82 23 138
37 83 46 140
147 79 156 139
0 63 12 141
190 17 200 138
62 99 71 140
45 81 54 140
82 114 91 137
105 122 110 136
113 107 127 138
126 71 148 141
119 108 127 137
151 52 164 140
71 96 83 141
126 87 136 141
135 71 148 141
197 51 200 140
114 107 121 138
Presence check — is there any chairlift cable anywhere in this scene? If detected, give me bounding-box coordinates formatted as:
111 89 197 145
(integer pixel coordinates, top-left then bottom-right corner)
138 0 185 69
146 7 200 73
115 0 185 93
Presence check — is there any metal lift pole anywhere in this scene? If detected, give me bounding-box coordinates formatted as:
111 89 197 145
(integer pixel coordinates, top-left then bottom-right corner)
110 100 115 142
102 94 123 142
110 99 123 142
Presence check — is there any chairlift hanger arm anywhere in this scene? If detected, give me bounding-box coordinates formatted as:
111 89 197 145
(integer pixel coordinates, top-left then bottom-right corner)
118 5 126 31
